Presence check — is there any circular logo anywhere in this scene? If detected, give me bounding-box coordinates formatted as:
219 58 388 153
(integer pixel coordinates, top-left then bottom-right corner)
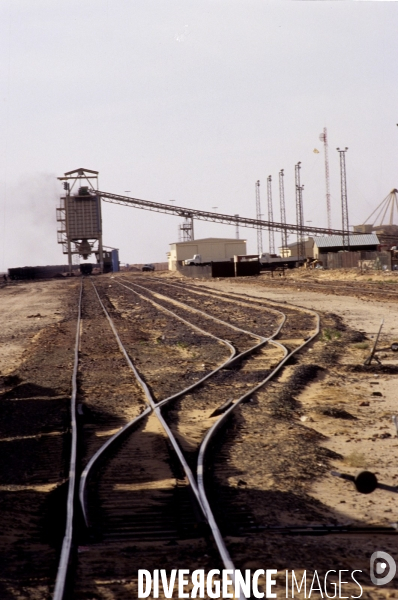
370 551 396 586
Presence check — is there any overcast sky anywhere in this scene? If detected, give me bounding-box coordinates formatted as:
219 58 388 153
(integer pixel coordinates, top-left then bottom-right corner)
1 1 398 269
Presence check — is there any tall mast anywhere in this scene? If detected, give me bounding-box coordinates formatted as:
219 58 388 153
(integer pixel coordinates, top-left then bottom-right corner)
319 127 332 232
255 180 263 254
279 169 287 252
267 175 275 254
337 147 350 250
295 162 305 262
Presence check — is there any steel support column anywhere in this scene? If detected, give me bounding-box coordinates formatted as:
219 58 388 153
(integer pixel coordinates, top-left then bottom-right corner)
337 147 350 250
267 176 275 254
279 169 287 254
255 180 263 254
295 162 305 263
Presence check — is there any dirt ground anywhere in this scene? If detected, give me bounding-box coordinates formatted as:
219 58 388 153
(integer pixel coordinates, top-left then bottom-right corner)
192 274 398 523
0 281 66 376
1 272 398 599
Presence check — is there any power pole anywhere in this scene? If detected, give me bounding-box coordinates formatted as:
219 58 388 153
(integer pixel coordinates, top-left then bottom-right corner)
267 175 275 254
337 147 350 250
234 214 239 239
319 127 332 232
279 169 287 254
295 162 305 263
255 180 263 254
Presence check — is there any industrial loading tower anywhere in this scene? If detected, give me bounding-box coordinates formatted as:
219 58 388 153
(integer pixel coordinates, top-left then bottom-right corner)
57 168 104 272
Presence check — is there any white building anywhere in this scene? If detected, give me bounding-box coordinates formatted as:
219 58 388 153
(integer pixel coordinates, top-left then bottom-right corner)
278 237 314 258
168 237 247 271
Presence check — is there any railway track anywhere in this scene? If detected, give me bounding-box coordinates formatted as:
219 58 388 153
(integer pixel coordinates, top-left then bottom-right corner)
2 275 398 598
4 274 397 599
44 275 320 599
9 274 377 598
257 273 398 301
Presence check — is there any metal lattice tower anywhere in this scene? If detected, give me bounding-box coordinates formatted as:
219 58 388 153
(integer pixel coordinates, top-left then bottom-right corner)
319 127 332 232
295 162 305 262
337 147 350 250
255 180 263 254
279 169 287 253
267 176 275 254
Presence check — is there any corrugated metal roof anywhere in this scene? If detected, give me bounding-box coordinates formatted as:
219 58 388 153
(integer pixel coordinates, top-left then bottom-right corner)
314 234 379 248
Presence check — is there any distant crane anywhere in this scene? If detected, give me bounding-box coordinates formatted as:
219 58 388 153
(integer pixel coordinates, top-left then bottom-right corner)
255 180 263 254
267 175 275 254
363 189 398 227
319 127 332 233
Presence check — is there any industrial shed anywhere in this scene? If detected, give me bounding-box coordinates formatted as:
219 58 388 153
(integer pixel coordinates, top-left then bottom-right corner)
313 234 380 258
168 238 247 271
279 234 380 260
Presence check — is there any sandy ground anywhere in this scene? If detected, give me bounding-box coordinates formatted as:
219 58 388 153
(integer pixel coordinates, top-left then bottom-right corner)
193 277 398 525
197 276 398 338
0 280 66 376
2 273 398 599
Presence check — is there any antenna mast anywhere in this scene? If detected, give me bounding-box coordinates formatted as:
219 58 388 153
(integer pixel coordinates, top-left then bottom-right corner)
279 169 287 253
337 147 350 250
319 127 332 232
267 175 275 254
255 180 263 254
295 162 305 263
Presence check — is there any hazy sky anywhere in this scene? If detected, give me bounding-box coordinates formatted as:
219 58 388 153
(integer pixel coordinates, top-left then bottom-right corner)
1 1 398 269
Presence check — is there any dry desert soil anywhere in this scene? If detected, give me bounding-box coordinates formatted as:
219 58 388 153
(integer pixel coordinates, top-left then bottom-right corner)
1 269 398 599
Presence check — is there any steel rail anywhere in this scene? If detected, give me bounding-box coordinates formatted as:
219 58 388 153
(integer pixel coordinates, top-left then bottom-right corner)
166 278 320 323
262 278 398 298
91 280 155 406
79 407 152 528
128 284 373 558
118 276 285 376
154 282 320 569
139 276 289 366
101 280 398 541
95 189 382 238
82 280 207 517
80 275 239 525
53 280 83 600
140 279 311 594
80 273 277 527
114 280 237 404
196 304 320 578
150 275 291 313
83 278 287 599
115 278 236 359
120 278 289 599
116 278 286 405
119 276 274 343
86 277 276 522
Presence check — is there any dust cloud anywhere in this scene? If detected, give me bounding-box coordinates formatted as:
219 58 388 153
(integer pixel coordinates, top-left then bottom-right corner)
1 173 65 271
